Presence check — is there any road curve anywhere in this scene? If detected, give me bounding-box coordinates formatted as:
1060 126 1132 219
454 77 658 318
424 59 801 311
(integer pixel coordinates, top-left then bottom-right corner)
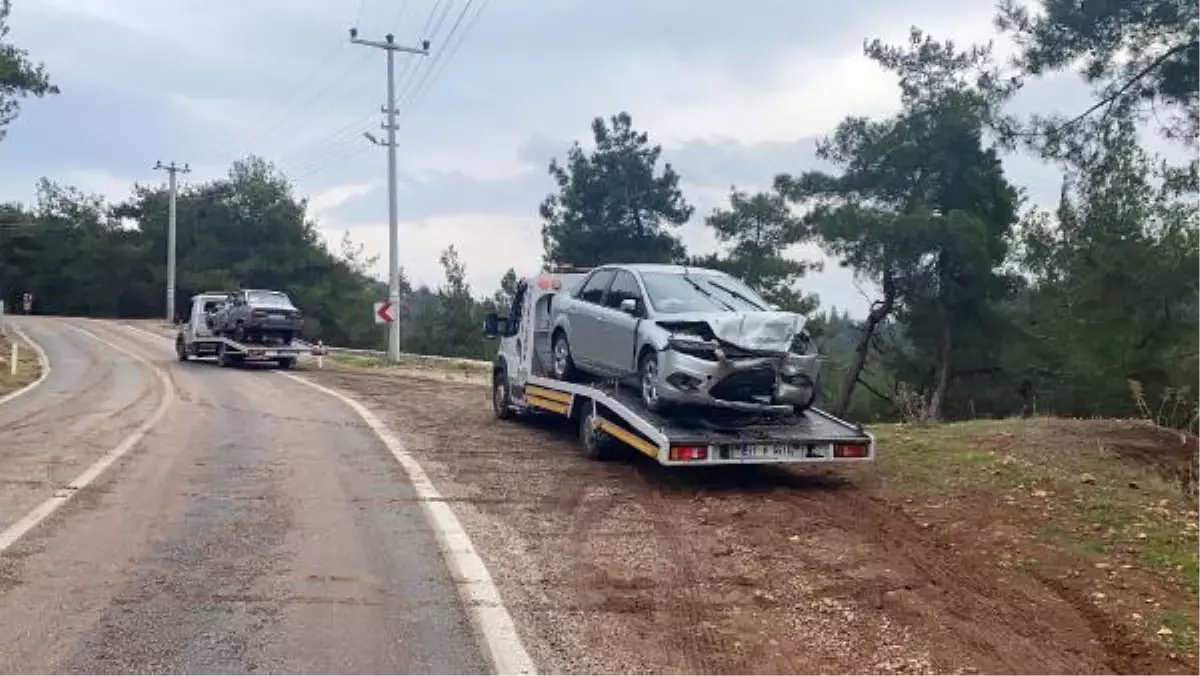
0 317 487 674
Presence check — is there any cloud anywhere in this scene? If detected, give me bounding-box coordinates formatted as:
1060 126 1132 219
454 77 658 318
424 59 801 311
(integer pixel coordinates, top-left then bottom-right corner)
322 214 544 297
4 0 1162 324
307 181 379 216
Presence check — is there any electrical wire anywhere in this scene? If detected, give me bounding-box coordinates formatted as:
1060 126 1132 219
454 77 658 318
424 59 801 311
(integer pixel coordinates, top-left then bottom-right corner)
276 0 463 180
394 0 487 128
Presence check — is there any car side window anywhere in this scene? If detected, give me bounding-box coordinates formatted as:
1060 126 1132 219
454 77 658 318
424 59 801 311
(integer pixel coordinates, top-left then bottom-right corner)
604 270 643 312
578 269 615 304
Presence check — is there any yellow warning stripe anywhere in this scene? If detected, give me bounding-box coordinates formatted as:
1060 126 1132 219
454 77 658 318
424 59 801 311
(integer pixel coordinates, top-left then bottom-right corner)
525 385 572 403
598 420 659 459
527 395 569 415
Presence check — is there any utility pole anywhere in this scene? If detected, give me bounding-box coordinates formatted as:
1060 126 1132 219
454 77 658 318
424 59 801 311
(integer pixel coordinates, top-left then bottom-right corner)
350 27 430 363
153 160 190 323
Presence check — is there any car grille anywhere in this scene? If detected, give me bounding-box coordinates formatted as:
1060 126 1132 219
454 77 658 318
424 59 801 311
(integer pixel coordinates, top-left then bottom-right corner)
710 364 776 403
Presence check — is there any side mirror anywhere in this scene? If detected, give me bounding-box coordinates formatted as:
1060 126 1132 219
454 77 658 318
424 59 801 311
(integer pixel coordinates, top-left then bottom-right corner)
483 312 509 338
619 298 640 316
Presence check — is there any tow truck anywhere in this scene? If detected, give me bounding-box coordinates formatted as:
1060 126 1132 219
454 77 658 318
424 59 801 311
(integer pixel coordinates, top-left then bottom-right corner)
483 268 875 466
174 292 317 368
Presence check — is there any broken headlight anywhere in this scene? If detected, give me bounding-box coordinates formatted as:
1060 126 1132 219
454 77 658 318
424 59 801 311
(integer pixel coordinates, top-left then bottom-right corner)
666 335 719 360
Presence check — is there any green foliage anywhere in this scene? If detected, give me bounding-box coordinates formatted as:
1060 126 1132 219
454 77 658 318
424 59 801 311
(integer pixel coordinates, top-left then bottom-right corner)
0 157 388 348
996 0 1199 144
540 112 694 266
777 28 1020 419
691 187 819 313
0 0 58 143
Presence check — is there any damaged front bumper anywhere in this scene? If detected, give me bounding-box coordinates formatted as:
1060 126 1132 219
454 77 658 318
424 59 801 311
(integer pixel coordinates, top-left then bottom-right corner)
653 337 822 413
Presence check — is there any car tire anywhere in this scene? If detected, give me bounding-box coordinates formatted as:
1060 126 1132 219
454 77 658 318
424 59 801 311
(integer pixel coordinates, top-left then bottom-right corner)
551 331 578 381
277 357 295 370
639 350 665 413
493 368 514 420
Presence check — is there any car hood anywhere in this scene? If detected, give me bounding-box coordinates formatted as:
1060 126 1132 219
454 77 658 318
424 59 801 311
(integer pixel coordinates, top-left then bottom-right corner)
657 311 806 353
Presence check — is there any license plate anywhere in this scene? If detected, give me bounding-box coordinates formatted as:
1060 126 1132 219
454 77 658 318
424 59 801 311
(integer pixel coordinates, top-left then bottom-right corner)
735 443 833 460
737 443 797 459
269 313 287 320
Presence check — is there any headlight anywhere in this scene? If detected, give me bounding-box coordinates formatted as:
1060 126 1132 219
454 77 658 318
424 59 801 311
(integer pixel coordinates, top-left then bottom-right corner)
667 336 718 360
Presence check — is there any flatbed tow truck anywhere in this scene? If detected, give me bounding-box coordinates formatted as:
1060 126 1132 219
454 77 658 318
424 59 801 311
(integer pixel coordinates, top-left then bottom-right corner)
484 269 875 466
175 292 320 368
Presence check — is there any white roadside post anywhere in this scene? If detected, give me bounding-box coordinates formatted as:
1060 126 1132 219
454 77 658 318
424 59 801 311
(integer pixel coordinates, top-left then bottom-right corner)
9 341 16 376
317 340 325 370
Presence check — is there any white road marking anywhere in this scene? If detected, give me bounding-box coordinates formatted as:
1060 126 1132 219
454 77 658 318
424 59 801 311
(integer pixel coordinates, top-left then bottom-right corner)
0 323 176 554
119 323 537 676
0 320 52 407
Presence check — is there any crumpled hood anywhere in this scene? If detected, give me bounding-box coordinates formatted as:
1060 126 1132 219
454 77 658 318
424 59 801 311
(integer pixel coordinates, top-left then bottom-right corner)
660 311 806 353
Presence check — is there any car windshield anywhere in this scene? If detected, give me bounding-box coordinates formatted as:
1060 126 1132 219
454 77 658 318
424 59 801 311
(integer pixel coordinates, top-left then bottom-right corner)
640 271 768 313
246 290 294 308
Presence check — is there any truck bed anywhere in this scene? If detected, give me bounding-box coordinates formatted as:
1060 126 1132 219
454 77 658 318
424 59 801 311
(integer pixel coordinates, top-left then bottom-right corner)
606 384 870 446
519 374 874 465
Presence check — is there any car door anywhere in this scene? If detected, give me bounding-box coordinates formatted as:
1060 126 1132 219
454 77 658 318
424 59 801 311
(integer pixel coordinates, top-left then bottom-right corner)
593 269 645 374
568 268 615 368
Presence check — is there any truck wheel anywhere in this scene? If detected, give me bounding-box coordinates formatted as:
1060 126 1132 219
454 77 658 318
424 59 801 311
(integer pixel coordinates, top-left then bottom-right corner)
175 337 189 362
492 369 514 420
277 357 295 370
578 403 611 461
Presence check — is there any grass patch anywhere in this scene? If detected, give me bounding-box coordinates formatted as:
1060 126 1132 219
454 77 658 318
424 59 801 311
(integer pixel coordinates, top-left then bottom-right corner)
871 421 1056 494
315 352 491 383
0 336 41 398
1154 610 1197 652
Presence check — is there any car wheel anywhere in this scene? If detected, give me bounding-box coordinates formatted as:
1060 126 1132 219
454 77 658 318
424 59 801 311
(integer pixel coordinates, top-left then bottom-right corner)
277 357 295 370
639 350 664 412
493 369 514 420
551 331 578 380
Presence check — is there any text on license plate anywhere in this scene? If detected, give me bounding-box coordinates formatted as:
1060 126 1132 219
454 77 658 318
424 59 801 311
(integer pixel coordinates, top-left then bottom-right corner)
736 443 833 459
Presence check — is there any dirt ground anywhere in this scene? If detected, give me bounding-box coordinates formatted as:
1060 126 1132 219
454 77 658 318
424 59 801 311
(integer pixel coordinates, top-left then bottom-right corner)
304 368 1199 676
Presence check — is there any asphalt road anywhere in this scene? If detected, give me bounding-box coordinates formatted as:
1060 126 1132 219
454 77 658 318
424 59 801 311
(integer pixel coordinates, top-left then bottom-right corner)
0 317 487 674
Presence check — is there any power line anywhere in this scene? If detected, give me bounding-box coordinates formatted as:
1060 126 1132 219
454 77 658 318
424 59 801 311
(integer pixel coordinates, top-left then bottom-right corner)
394 0 487 127
276 1 463 178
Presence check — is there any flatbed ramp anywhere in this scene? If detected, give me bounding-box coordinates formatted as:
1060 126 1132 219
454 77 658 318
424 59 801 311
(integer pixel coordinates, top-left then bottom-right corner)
510 375 874 466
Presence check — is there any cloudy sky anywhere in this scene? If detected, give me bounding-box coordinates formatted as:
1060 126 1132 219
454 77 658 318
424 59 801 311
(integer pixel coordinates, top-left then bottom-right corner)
0 0 1128 316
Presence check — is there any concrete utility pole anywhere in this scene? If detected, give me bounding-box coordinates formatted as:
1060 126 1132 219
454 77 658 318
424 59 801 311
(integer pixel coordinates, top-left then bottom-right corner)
349 27 430 363
153 160 191 323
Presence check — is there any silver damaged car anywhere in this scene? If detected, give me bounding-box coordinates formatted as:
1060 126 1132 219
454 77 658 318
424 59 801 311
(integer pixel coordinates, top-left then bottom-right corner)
549 264 821 415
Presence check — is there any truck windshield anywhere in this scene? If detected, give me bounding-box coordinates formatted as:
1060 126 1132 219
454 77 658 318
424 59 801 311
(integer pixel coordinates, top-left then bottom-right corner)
246 291 294 308
641 271 768 313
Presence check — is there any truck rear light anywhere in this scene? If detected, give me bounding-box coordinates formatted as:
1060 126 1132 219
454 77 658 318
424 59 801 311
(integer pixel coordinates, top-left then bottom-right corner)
669 445 708 461
834 443 868 458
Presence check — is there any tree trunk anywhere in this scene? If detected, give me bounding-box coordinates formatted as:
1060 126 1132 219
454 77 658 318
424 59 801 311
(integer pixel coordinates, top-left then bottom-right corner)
834 271 896 418
927 320 952 421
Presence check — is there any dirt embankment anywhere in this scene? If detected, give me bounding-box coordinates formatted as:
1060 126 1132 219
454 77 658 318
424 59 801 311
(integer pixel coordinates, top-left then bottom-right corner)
304 369 1198 675
0 329 42 398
